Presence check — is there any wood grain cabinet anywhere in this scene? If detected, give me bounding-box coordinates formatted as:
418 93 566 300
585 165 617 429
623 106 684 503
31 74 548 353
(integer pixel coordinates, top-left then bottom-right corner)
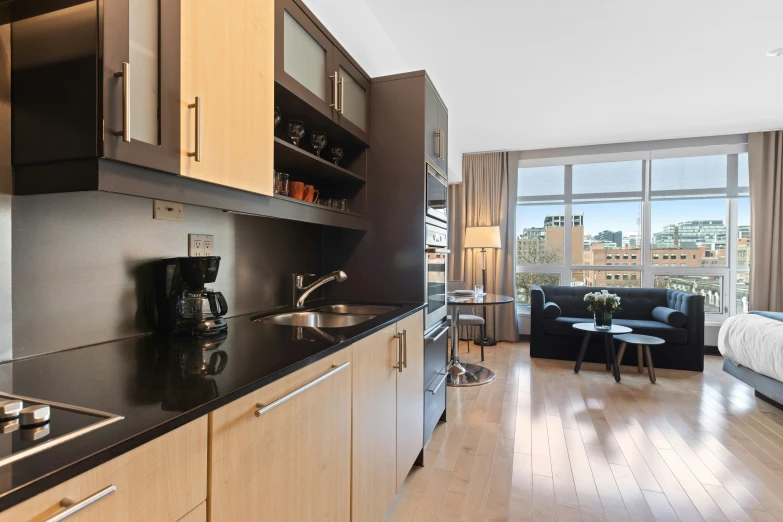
0 418 207 522
209 348 352 522
275 0 370 144
352 311 424 521
180 0 274 195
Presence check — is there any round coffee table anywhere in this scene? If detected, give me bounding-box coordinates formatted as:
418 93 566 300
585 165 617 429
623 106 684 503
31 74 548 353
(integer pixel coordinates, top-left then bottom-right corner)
572 323 632 382
614 334 665 383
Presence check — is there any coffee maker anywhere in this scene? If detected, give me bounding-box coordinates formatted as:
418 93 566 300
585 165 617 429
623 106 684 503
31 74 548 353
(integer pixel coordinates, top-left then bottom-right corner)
152 257 229 335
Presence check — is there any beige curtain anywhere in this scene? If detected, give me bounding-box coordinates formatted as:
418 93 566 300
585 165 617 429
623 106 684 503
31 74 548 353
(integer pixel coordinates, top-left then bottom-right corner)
448 152 519 342
749 131 783 311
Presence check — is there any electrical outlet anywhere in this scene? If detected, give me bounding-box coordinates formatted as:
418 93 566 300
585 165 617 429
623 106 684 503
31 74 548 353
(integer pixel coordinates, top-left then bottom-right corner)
189 234 214 257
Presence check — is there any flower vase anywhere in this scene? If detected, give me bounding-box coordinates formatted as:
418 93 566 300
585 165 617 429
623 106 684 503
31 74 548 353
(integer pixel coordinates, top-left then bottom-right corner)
594 311 612 330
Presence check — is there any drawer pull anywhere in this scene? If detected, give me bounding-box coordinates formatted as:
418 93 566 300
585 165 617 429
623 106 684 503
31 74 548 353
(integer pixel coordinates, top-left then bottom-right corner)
426 326 449 343
45 485 116 522
113 62 130 142
428 372 448 395
254 362 350 417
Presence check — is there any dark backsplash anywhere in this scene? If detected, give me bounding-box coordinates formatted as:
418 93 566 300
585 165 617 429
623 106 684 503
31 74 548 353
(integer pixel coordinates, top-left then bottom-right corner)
11 191 324 358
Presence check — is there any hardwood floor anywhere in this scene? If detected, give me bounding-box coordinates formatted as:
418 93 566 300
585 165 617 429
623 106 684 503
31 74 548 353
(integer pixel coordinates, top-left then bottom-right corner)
384 342 783 522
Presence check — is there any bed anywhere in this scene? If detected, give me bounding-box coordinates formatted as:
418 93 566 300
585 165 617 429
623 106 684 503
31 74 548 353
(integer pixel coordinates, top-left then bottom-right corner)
719 311 783 408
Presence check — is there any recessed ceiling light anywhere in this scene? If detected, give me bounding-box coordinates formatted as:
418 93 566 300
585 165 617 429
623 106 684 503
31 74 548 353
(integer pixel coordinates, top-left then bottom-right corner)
768 47 783 57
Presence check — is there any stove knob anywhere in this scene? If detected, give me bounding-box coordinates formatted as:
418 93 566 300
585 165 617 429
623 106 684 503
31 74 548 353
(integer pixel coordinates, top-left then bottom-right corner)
0 400 22 419
19 405 50 427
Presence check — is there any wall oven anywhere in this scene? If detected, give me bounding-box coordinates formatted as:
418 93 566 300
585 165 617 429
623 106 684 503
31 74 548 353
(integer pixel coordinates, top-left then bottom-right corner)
425 223 449 330
426 164 448 224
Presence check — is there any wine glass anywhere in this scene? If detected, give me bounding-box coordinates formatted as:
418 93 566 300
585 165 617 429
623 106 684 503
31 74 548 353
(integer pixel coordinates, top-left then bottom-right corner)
310 131 327 157
274 106 281 128
331 146 344 165
287 120 305 147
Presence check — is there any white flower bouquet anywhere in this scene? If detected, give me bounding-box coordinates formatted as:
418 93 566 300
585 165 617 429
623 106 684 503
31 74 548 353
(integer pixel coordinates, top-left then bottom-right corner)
583 290 622 313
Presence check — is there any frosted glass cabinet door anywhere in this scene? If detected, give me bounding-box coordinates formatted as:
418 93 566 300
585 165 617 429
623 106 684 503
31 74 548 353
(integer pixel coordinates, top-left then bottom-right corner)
275 0 335 119
102 0 180 174
334 51 370 143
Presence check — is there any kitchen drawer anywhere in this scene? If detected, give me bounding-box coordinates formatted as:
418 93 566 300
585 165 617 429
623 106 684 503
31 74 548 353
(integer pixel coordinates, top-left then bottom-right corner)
423 321 449 390
424 364 447 446
210 347 352 522
0 417 207 522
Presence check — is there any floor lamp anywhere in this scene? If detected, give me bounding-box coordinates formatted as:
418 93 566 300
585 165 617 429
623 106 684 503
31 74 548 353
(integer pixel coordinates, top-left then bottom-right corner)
464 226 501 347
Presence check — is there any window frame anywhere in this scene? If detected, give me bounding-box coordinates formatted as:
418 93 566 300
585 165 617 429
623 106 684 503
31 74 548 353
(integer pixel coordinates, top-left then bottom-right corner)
516 145 749 321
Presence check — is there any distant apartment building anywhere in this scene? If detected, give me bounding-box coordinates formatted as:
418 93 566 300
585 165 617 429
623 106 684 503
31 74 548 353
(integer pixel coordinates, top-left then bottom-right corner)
593 230 623 247
517 214 584 265
653 220 727 249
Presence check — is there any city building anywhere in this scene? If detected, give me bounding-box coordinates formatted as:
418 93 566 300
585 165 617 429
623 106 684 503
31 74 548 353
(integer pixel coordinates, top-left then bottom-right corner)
653 220 727 249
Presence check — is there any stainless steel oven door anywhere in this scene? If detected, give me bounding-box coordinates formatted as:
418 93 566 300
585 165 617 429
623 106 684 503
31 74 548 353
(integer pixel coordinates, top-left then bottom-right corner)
426 164 448 224
425 250 448 330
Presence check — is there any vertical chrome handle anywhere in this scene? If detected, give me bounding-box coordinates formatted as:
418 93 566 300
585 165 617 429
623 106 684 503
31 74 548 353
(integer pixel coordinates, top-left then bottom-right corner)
329 71 339 111
188 97 202 162
338 75 345 115
434 131 442 159
114 62 130 142
439 129 445 160
393 333 403 372
44 485 116 522
402 329 408 368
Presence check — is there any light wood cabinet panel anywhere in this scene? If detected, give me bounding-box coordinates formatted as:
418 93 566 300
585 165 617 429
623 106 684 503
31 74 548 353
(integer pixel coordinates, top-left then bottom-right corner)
180 0 274 195
0 418 207 522
177 502 206 522
209 348 352 522
396 311 425 488
351 324 399 522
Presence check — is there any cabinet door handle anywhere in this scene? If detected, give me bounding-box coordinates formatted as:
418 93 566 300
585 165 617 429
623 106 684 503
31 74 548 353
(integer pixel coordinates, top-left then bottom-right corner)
113 62 130 142
187 97 202 162
428 372 448 395
44 485 116 522
402 329 408 369
338 75 345 115
254 362 350 417
439 129 445 160
392 333 403 372
434 130 441 159
329 71 339 111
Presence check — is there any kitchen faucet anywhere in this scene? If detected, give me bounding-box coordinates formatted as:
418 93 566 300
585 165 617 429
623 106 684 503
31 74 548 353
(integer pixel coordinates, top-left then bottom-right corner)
292 270 348 308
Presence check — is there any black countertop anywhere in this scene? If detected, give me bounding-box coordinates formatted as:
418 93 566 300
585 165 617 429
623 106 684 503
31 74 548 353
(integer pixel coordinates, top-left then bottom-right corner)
0 300 426 511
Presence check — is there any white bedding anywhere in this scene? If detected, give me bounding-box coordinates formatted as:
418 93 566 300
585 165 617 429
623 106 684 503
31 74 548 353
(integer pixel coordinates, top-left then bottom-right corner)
719 313 783 382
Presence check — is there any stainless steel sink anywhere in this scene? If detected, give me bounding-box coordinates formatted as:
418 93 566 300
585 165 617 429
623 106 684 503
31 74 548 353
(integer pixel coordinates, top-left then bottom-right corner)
312 304 399 315
255 311 376 328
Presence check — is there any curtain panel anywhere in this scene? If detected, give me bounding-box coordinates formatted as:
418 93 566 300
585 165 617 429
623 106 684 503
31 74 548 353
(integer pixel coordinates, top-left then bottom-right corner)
448 152 519 342
749 131 783 312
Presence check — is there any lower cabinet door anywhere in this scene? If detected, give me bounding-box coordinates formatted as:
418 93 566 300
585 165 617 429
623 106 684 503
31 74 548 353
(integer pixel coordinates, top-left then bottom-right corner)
0 418 207 522
351 324 399 522
177 502 206 522
396 311 425 488
209 348 352 522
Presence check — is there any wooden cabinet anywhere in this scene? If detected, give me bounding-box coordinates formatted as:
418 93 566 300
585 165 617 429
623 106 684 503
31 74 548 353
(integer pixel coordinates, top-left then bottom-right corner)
352 311 425 520
209 347 352 522
275 0 371 144
0 418 207 522
180 0 274 196
425 78 448 174
177 502 206 522
395 311 425 488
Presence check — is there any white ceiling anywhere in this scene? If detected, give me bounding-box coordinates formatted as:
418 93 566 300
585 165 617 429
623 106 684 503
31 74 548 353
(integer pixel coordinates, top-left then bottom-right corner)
304 0 783 182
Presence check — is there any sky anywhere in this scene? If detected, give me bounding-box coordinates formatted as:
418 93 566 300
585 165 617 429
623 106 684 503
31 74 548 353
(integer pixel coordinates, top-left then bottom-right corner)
516 154 750 237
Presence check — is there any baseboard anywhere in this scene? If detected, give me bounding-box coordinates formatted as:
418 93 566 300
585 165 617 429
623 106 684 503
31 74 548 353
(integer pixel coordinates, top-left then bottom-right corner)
705 345 721 356
518 334 530 342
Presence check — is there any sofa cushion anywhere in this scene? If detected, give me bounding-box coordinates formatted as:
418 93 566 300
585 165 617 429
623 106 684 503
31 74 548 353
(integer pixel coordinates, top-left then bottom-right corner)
651 306 687 328
543 302 561 319
542 316 688 345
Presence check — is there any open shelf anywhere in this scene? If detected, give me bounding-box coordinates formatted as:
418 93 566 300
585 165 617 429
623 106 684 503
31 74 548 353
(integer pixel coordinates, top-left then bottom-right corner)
274 194 364 219
274 138 365 185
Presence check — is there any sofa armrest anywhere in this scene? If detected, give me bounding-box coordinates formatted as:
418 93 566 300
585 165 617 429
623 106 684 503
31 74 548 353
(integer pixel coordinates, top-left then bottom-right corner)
530 285 546 337
668 290 705 349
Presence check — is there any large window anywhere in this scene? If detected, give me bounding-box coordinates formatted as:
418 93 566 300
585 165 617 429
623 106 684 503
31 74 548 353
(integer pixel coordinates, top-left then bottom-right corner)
516 147 750 319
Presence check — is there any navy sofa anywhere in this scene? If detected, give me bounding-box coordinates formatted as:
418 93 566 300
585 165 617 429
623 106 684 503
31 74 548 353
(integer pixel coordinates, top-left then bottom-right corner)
530 285 705 372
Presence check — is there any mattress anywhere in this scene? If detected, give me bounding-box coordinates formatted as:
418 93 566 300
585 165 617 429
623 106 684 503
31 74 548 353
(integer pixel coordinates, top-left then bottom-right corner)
719 313 783 383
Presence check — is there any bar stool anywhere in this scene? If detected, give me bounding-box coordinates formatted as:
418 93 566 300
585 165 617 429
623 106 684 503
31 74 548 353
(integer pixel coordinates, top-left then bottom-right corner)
614 334 665 383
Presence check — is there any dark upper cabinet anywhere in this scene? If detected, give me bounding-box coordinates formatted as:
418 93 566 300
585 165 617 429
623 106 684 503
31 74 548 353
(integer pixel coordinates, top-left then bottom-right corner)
274 0 371 144
12 0 181 174
425 78 448 174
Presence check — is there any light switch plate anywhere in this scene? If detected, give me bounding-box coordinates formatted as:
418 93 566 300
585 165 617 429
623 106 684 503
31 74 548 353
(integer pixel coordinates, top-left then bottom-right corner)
153 200 183 221
188 234 214 257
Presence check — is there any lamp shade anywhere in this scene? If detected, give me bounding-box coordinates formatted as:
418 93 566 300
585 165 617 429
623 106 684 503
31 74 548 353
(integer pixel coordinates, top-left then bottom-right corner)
464 226 501 249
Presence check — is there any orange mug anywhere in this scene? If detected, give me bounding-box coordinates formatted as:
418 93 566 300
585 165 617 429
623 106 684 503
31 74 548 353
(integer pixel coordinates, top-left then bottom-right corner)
289 181 305 200
304 185 319 203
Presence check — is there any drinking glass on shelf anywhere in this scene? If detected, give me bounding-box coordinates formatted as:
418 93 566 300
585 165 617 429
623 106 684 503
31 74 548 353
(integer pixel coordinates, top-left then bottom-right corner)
474 285 484 296
287 120 305 146
274 172 289 196
310 131 327 157
274 106 281 128
337 198 349 211
331 146 344 165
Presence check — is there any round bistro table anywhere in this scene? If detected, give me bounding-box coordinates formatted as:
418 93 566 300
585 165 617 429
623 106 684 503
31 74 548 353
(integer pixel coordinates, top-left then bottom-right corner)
446 293 514 387
572 323 632 383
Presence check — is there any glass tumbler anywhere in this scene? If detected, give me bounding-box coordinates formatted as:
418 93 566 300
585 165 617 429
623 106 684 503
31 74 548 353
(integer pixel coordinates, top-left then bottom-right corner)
474 285 484 296
275 172 289 196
